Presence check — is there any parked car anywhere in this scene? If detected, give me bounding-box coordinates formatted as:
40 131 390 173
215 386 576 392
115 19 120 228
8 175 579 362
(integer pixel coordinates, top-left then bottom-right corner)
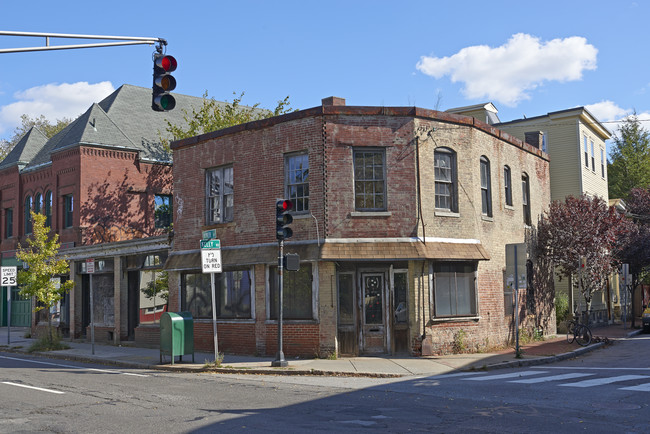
643 304 650 333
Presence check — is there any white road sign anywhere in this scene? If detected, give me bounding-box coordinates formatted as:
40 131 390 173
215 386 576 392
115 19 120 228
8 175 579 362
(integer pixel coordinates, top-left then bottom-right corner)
1 266 17 287
201 249 222 273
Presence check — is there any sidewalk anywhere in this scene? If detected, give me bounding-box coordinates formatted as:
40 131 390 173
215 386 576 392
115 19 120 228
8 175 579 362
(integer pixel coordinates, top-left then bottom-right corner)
0 323 643 378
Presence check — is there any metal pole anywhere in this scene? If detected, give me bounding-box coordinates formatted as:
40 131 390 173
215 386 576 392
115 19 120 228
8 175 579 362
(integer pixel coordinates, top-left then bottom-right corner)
90 273 95 355
272 240 287 367
211 272 219 361
6 284 11 345
514 245 520 357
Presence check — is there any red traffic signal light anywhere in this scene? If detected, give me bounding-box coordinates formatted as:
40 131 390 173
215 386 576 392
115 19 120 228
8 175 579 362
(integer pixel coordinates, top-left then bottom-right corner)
152 54 177 111
276 199 293 240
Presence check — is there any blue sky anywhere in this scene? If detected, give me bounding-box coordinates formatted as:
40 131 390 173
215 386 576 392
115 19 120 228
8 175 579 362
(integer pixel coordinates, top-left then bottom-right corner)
1 0 648 151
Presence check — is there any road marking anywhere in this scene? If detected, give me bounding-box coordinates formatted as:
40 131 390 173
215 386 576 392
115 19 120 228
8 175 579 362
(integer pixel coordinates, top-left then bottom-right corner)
0 355 148 377
620 383 650 392
2 381 64 394
559 375 650 388
430 372 484 379
462 371 547 381
509 373 594 384
535 366 650 371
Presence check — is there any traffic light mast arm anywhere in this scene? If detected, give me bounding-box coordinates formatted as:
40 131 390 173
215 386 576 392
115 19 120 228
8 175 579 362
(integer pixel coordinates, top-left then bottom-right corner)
0 31 166 54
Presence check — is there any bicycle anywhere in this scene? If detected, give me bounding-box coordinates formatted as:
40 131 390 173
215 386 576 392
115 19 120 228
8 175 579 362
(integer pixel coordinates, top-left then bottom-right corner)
566 314 592 346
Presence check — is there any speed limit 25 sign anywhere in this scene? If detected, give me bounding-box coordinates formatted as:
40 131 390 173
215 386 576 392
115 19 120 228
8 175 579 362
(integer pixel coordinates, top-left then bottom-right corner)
1 266 17 287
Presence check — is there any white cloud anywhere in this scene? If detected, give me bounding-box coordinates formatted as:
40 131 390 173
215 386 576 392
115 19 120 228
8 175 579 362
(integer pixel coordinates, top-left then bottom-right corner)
416 33 598 107
584 100 650 138
585 100 629 122
0 81 115 137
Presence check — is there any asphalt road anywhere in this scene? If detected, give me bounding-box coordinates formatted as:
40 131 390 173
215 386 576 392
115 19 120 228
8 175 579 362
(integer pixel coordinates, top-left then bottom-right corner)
1 334 649 433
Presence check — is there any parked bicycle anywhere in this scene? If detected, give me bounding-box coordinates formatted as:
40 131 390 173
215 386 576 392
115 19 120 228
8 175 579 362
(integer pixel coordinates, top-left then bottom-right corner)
566 313 592 346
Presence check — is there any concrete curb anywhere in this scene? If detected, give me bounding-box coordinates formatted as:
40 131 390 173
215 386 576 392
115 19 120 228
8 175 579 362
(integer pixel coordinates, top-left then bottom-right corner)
3 328 642 378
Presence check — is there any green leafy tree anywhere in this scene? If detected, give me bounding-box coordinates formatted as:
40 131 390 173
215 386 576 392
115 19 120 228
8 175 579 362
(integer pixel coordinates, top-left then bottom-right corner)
162 91 294 149
141 270 169 302
16 211 74 345
608 113 650 199
0 114 72 160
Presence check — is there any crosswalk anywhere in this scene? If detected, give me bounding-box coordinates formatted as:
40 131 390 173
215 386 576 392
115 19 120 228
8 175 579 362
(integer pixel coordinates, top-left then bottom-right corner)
453 370 650 392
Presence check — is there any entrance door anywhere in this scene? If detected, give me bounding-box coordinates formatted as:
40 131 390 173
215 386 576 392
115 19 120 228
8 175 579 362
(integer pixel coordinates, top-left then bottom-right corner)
361 272 387 353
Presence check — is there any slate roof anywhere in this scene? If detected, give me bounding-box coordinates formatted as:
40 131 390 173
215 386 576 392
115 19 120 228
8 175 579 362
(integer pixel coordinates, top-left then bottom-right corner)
1 84 207 173
0 126 48 170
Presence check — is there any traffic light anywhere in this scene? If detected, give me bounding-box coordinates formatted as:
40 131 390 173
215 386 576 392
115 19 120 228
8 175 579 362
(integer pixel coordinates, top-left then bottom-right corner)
152 53 177 111
276 199 293 240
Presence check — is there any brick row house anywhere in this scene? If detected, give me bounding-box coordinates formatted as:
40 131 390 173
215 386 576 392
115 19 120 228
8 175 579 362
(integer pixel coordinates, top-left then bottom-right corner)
0 84 203 343
166 97 552 357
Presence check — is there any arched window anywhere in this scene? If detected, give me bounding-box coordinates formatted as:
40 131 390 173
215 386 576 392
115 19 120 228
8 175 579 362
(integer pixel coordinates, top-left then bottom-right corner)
45 191 53 228
34 192 42 215
24 195 33 235
480 156 492 217
434 147 457 212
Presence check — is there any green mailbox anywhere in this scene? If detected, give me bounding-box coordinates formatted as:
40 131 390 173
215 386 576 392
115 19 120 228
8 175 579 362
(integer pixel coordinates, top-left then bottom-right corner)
160 311 195 364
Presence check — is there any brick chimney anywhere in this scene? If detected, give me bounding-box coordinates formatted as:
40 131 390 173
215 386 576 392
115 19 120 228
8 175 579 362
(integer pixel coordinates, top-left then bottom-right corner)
322 96 346 106
525 131 544 149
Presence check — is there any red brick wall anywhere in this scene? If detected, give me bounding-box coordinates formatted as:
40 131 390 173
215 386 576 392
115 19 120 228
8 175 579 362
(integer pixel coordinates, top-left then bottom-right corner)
170 105 551 358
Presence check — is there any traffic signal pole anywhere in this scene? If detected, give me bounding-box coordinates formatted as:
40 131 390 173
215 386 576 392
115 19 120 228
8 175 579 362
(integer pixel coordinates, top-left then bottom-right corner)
272 239 288 367
272 199 293 367
0 31 164 53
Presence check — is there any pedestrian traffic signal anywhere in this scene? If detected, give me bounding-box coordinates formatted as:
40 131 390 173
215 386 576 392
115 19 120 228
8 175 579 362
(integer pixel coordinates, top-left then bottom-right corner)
152 53 177 111
276 199 293 240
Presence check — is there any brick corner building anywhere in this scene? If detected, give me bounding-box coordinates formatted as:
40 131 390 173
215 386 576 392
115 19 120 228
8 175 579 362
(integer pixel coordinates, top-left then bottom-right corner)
166 97 553 357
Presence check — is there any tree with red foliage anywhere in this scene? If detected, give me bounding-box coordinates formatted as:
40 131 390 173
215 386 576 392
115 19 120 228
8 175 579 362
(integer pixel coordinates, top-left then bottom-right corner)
615 188 650 327
536 195 632 325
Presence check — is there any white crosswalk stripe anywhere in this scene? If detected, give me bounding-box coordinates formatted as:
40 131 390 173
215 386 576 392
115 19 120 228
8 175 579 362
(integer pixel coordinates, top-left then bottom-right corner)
509 373 594 384
559 375 650 388
449 370 650 392
462 371 547 381
620 383 650 392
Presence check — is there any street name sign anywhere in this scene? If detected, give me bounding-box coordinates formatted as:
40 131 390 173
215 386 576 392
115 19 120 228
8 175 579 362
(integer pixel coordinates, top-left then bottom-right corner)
200 239 221 249
1 266 17 287
202 229 217 240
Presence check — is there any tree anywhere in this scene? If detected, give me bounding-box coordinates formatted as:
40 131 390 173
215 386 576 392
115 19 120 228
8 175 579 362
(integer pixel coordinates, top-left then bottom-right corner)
608 113 650 200
16 211 74 345
0 114 72 160
615 187 650 327
536 195 632 324
162 91 294 148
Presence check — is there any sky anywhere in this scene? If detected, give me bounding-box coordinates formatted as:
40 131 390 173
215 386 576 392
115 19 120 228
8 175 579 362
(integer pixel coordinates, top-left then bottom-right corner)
1 0 649 154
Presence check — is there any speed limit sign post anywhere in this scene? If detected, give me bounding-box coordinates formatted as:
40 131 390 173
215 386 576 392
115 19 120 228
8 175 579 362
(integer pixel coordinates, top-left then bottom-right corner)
2 266 17 345
1 266 17 287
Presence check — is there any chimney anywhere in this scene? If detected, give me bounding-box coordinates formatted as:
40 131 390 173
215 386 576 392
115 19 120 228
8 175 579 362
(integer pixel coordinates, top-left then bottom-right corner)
322 96 346 106
524 131 544 149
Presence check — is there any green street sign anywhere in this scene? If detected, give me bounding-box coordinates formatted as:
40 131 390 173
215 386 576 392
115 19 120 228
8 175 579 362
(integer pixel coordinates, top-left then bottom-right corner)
202 229 217 240
200 239 221 249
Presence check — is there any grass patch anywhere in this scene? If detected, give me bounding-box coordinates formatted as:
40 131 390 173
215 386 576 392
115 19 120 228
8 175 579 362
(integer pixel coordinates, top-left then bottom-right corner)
28 334 70 353
203 353 224 368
